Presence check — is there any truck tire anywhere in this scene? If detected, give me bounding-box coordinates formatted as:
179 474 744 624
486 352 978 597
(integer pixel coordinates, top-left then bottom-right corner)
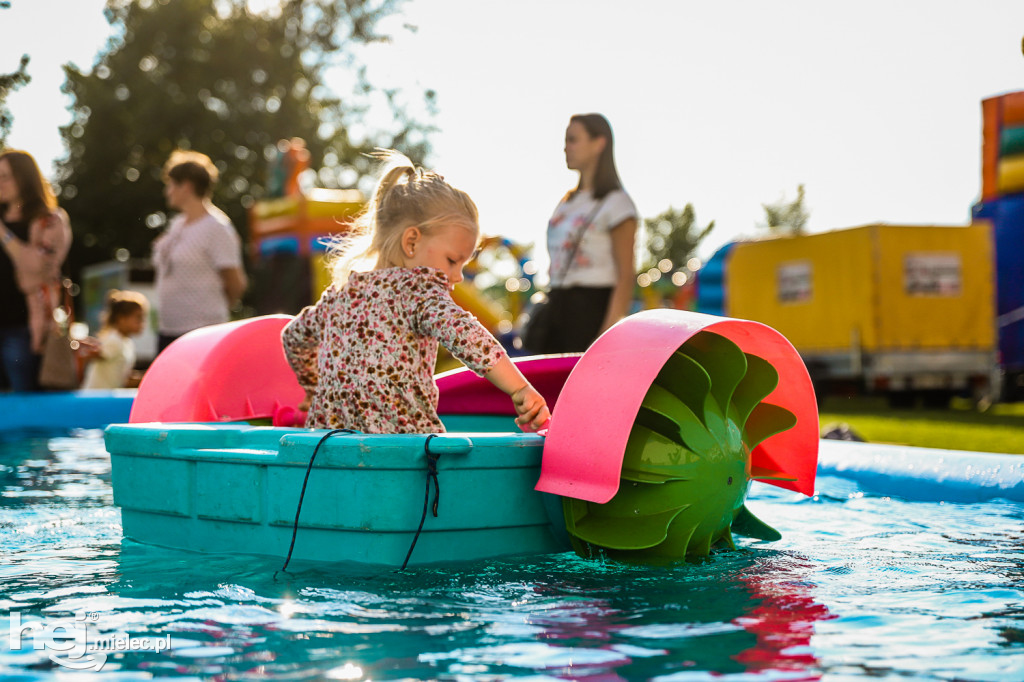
920 390 953 410
887 390 916 409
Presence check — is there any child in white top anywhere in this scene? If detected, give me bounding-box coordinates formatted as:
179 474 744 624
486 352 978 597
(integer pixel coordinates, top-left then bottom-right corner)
81 290 148 389
282 151 549 433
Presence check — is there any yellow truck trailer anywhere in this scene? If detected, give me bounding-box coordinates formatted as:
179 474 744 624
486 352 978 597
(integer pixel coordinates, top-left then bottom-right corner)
724 223 998 405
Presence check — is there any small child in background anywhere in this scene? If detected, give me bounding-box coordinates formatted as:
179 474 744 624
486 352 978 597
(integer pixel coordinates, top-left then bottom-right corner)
282 150 550 433
81 289 148 389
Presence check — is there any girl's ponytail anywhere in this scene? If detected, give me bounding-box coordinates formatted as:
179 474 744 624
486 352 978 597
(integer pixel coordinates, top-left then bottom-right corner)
374 156 418 215
327 150 479 286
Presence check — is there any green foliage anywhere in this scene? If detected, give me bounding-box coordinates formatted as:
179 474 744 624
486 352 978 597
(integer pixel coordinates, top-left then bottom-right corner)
641 204 714 271
760 184 809 236
0 54 31 148
56 0 434 279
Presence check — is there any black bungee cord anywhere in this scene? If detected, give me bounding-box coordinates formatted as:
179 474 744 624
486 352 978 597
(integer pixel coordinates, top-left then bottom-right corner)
276 428 356 579
400 433 441 571
275 430 443 578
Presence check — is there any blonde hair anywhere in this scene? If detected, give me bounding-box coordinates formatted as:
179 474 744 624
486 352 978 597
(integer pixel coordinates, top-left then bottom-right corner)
329 150 479 285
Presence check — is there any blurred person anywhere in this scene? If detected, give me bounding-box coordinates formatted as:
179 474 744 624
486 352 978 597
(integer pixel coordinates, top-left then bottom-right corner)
152 149 247 352
529 113 638 353
0 149 73 391
80 289 148 389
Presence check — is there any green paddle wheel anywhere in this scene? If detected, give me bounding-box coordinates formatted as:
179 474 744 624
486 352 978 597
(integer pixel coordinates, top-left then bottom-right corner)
562 330 799 562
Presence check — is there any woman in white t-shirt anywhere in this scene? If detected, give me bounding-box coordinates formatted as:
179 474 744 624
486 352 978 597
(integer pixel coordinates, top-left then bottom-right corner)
152 150 248 353
531 113 638 353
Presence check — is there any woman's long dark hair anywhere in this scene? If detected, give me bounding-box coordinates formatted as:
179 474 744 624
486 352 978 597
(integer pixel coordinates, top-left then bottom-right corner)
569 113 623 200
0 149 57 224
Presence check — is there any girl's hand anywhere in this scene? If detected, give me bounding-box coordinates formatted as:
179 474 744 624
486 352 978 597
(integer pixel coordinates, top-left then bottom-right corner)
297 388 314 412
511 384 550 432
482 357 551 431
76 337 102 360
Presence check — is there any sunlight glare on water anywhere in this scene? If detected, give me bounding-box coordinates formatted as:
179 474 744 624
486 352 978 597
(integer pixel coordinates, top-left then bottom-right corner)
0 431 1021 680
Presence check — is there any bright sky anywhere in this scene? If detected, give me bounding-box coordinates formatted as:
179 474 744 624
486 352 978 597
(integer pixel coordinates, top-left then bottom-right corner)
3 0 1023 264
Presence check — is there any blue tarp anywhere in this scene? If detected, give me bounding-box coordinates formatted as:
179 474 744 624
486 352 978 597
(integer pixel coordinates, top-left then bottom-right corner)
974 196 1024 372
0 390 136 436
817 439 1024 503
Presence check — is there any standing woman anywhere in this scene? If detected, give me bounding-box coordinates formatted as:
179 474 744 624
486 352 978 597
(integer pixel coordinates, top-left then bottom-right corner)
0 150 72 391
533 113 638 354
153 150 248 352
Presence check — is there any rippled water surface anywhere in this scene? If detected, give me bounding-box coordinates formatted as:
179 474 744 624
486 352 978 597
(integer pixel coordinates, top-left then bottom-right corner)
1 431 1022 681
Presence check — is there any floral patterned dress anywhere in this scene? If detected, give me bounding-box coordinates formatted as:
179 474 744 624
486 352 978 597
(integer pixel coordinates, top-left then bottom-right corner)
281 266 506 433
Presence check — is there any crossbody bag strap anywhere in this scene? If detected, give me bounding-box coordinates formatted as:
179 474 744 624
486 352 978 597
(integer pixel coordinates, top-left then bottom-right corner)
42 279 74 326
553 196 607 287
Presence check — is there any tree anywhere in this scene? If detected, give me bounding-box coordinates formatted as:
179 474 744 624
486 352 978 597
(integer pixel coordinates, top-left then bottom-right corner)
0 54 31 148
56 0 434 279
760 184 809 236
642 204 714 271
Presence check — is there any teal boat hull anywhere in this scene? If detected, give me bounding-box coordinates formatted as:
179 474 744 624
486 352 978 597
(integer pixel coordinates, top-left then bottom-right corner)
105 416 570 567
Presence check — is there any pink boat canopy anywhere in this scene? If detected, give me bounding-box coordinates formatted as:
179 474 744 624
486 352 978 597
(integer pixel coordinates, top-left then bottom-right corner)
129 315 305 424
534 309 819 502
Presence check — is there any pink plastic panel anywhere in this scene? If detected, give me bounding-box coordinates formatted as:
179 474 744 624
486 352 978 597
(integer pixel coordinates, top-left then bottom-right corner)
435 355 581 415
129 315 305 423
534 309 818 503
707 319 818 496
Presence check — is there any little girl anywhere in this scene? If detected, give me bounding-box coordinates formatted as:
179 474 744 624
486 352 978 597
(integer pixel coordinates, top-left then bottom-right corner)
81 289 148 389
281 152 550 433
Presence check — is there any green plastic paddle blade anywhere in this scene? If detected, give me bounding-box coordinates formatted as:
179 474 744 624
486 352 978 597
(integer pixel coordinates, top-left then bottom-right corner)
730 354 779 429
621 425 698 483
562 330 798 563
732 504 782 541
717 528 737 551
701 391 744 455
678 331 747 411
744 402 798 450
639 384 720 456
653 351 712 419
566 481 692 550
749 466 798 482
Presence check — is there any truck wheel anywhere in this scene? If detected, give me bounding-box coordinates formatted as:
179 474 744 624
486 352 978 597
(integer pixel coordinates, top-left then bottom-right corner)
921 390 952 410
887 391 916 409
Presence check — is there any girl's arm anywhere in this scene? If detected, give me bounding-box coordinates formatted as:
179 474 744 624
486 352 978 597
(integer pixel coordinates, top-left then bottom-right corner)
413 271 551 429
281 295 327 401
484 356 551 430
599 217 638 335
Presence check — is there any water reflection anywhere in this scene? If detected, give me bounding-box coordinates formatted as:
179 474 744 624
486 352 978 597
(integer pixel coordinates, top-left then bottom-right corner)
90 533 835 679
1 431 1020 680
0 430 834 680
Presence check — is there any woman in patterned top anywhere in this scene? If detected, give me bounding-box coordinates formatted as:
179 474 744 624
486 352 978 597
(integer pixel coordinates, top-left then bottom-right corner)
281 151 550 434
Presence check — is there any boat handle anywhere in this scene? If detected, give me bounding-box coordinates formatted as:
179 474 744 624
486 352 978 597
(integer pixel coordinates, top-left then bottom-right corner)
425 435 473 455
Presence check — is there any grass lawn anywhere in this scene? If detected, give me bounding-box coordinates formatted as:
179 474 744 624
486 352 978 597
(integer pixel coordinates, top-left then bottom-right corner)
817 396 1024 455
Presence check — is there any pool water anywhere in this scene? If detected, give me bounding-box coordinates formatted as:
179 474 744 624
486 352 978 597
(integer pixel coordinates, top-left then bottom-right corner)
1 431 1022 681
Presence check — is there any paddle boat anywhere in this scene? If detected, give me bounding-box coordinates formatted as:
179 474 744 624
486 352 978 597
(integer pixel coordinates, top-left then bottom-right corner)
105 309 819 567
